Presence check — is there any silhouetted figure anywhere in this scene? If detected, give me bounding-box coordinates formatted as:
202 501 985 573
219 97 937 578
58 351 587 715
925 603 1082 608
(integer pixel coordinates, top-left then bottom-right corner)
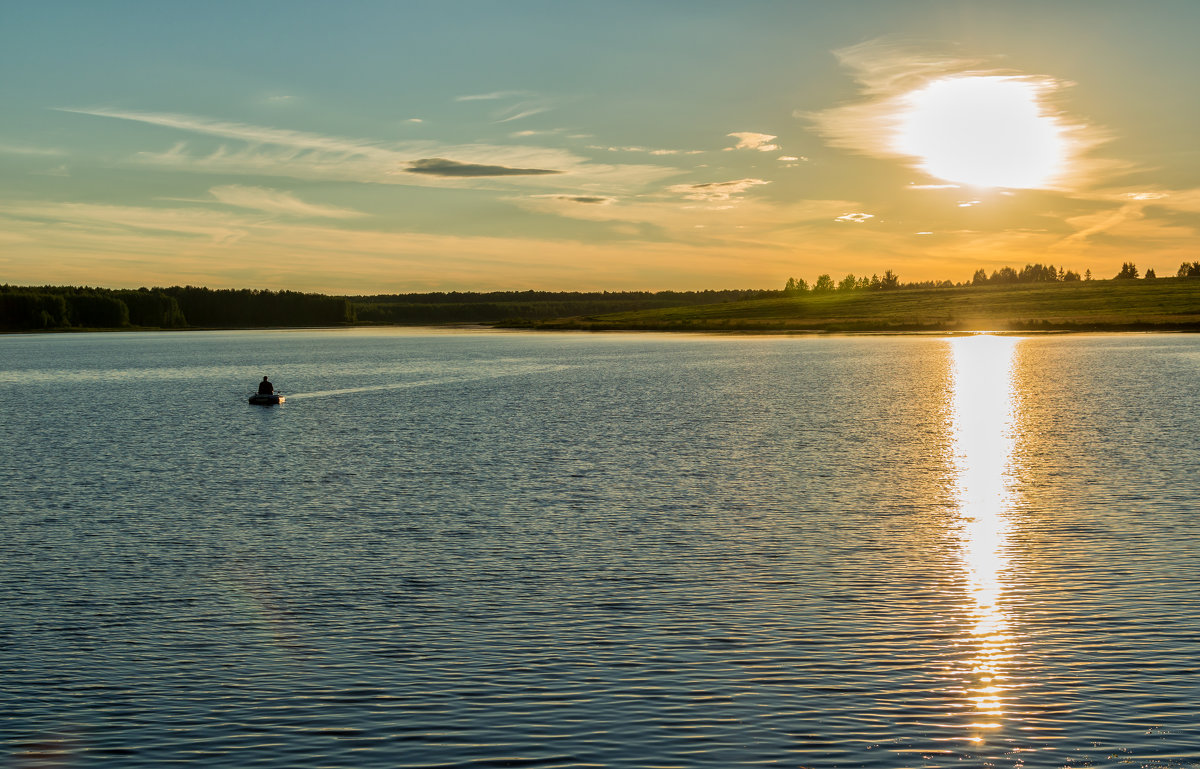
258 376 274 395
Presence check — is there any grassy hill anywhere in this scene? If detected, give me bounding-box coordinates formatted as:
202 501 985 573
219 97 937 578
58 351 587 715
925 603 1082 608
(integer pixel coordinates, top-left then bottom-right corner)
514 279 1200 333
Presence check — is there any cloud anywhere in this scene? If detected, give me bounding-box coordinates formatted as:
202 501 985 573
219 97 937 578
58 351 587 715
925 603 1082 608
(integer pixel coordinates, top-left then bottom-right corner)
59 107 392 156
513 190 877 254
531 194 615 205
456 91 530 101
1 200 252 244
725 132 779 152
57 107 675 192
496 107 551 123
669 178 769 202
588 145 701 155
406 158 561 177
1123 191 1167 201
453 91 552 123
1056 186 1200 245
835 212 874 223
208 185 365 218
0 142 65 157
805 39 1111 191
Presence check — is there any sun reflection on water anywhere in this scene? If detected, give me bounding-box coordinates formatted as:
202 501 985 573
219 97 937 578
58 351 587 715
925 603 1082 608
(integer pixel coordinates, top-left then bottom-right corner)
948 334 1020 739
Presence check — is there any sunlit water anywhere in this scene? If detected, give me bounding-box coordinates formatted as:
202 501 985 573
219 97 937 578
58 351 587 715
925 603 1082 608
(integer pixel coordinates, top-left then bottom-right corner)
2 329 1199 768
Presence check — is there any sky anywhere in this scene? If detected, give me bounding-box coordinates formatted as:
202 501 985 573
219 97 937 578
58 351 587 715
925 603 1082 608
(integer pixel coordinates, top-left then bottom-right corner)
2 0 1198 293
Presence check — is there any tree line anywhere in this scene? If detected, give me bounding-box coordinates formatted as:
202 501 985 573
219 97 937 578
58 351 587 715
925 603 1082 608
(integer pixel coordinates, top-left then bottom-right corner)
784 261 1200 293
2 285 775 330
351 289 775 324
0 285 353 331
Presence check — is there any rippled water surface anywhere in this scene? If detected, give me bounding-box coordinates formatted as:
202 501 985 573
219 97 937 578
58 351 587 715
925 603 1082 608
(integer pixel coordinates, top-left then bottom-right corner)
3 329 1199 768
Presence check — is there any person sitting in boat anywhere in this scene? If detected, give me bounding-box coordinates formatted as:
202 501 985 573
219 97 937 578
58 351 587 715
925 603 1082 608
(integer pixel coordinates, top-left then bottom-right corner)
257 376 274 395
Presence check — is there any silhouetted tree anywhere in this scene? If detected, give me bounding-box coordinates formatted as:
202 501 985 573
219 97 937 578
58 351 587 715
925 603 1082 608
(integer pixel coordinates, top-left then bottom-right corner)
813 274 835 292
114 289 187 327
972 268 988 285
1085 269 1093 280
838 274 858 291
1115 262 1139 279
1145 268 1157 279
65 291 129 328
880 270 900 289
0 289 69 329
1177 261 1200 277
1018 263 1059 282
1062 270 1081 281
784 277 808 293
991 266 1019 283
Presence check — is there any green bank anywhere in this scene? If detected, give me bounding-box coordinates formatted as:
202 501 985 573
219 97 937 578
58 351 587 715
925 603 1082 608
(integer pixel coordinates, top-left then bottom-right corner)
512 279 1200 333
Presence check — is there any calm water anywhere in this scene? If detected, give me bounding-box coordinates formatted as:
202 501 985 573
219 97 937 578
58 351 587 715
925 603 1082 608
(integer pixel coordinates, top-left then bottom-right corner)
2 329 1199 768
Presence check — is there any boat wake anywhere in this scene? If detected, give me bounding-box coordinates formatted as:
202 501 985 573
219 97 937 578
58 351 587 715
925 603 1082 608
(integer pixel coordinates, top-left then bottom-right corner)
285 366 568 400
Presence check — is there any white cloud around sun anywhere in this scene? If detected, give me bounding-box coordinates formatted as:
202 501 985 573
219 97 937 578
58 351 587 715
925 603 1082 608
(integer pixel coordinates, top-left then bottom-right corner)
806 39 1112 192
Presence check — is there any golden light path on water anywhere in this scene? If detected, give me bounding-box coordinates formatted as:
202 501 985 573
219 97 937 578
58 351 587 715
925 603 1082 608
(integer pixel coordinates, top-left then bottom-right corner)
948 334 1020 743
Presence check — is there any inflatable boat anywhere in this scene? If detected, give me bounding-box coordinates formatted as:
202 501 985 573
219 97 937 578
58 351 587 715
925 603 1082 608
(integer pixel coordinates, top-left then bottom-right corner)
249 393 285 405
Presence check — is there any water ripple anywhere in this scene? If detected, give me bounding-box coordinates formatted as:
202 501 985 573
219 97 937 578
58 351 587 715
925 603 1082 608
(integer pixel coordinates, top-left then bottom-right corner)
2 331 1199 767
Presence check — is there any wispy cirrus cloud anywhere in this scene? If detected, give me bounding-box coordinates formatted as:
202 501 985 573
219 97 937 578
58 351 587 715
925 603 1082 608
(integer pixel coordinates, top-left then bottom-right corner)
208 185 366 218
456 90 531 102
1 200 252 244
0 142 66 157
57 107 675 191
497 107 551 123
455 90 552 123
588 144 704 156
516 189 867 251
58 107 392 156
1055 186 1200 246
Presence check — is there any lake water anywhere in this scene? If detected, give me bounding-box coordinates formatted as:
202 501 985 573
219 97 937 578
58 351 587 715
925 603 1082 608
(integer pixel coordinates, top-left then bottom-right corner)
2 329 1199 768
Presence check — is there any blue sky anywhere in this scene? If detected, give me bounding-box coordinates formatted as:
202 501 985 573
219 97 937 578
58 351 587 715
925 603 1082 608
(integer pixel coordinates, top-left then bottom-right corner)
2 1 1198 292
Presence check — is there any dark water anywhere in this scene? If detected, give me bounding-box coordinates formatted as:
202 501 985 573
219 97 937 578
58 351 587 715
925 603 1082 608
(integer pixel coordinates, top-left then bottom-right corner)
2 329 1199 768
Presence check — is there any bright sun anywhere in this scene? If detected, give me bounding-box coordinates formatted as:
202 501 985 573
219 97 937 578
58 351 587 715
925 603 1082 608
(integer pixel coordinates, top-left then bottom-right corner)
895 76 1067 189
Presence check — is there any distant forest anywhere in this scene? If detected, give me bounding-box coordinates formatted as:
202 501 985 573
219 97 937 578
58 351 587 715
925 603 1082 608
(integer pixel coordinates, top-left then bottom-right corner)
349 289 774 325
3 261 1198 331
0 285 773 331
0 285 352 331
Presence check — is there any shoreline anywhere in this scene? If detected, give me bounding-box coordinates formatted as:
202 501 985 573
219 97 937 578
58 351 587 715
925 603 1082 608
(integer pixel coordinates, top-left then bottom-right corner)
4 322 1198 337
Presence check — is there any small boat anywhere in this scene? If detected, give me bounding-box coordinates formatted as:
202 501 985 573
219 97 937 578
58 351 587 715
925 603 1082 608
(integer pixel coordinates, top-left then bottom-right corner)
249 393 285 405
